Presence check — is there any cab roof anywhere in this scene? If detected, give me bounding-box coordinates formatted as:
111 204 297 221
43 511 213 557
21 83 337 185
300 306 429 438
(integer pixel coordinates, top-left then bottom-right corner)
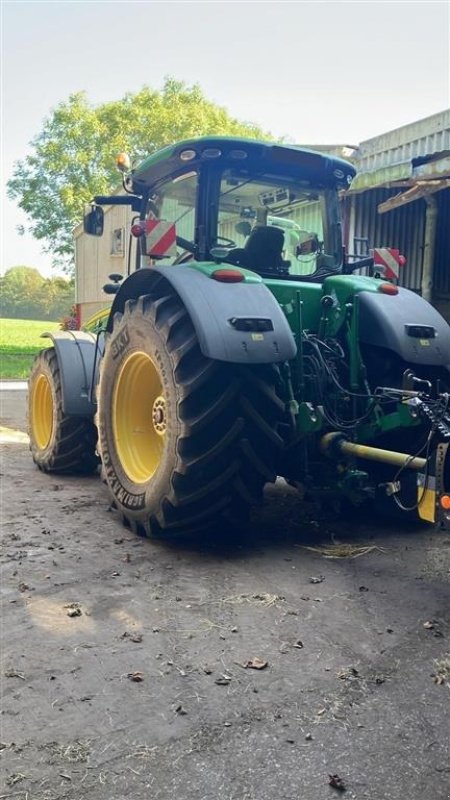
131 136 356 192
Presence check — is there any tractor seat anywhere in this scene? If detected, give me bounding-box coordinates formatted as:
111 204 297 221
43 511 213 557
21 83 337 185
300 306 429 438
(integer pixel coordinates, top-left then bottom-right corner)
227 226 290 276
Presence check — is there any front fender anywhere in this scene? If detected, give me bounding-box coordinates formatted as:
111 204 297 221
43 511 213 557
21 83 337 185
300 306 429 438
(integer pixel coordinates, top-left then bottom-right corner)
107 266 297 364
40 330 100 416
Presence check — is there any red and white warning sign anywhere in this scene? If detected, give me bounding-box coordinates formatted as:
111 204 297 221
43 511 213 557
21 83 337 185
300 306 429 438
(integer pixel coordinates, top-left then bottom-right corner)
145 219 177 258
372 248 406 280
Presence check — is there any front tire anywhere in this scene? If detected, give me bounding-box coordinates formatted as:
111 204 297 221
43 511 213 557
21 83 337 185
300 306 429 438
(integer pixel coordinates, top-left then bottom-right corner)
28 348 99 474
97 279 286 537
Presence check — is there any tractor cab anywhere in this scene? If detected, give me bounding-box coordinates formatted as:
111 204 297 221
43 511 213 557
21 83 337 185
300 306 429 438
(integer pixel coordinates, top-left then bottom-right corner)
85 137 355 282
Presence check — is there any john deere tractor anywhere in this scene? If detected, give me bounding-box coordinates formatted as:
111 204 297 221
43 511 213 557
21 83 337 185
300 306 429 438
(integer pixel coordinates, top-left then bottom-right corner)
28 137 450 536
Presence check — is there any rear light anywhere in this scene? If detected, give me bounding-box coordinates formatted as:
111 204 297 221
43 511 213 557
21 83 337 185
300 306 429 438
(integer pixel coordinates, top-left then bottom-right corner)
440 495 450 511
378 283 398 295
131 223 145 237
212 269 245 283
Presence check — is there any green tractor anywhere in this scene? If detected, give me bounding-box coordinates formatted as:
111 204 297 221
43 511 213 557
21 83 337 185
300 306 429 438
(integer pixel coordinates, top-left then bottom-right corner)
28 137 450 536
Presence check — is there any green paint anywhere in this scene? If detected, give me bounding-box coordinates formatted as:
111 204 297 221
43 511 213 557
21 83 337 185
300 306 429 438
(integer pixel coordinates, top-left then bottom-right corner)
185 262 263 283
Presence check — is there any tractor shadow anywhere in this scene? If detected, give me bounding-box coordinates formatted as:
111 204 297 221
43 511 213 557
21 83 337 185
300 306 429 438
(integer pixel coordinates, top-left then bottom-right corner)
155 479 429 561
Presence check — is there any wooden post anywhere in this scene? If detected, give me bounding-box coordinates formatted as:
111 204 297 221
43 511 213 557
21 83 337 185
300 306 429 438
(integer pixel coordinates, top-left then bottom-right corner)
421 195 438 303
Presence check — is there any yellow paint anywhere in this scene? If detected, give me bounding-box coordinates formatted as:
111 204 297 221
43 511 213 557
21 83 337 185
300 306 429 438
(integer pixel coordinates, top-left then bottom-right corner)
29 373 53 449
418 487 436 523
112 351 166 484
419 339 430 346
84 307 110 331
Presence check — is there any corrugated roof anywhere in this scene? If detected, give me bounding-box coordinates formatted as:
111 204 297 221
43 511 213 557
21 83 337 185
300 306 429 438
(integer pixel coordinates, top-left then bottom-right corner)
350 109 450 192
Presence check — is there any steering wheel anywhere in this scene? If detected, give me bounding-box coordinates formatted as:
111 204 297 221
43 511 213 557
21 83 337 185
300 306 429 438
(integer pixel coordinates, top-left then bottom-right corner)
213 235 236 248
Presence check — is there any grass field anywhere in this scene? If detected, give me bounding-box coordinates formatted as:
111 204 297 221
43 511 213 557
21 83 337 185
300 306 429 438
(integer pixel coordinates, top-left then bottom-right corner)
0 318 60 379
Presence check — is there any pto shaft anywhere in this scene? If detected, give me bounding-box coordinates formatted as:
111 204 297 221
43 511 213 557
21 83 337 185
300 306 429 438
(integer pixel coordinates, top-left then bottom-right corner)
321 433 427 470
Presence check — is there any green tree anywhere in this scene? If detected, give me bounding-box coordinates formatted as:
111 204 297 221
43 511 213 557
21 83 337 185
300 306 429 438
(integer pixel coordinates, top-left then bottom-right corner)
7 78 271 273
0 266 74 320
0 266 44 318
38 276 75 320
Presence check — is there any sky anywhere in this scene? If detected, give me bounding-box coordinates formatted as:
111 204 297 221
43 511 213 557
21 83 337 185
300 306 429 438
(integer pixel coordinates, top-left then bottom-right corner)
1 0 449 277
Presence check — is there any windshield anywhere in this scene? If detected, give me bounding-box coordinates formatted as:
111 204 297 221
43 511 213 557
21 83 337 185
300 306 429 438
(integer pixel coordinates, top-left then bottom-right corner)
217 169 341 277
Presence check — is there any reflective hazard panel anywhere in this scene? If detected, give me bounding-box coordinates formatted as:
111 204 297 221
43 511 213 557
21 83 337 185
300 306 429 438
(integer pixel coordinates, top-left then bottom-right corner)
145 220 177 258
372 248 405 280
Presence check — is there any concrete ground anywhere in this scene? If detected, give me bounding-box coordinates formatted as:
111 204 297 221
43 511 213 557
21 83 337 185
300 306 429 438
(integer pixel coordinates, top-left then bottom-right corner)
1 386 449 800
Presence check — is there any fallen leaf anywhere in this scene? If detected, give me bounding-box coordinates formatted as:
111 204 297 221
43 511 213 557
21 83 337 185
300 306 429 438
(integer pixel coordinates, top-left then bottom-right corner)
215 675 232 685
337 667 359 680
242 657 268 670
64 603 83 617
175 704 187 715
127 672 144 682
67 607 82 618
121 631 143 643
329 774 346 791
4 670 25 680
310 576 324 584
424 620 443 636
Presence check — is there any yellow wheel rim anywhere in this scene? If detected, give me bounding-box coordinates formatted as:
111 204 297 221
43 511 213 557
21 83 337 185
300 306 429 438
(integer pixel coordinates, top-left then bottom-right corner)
112 351 166 484
31 373 53 450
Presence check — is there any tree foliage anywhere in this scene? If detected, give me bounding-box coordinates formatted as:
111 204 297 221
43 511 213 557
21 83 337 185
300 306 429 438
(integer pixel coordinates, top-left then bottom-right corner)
7 78 271 272
0 266 74 320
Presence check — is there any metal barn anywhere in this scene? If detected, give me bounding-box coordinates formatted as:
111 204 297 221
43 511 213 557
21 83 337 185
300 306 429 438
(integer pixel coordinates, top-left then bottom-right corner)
345 110 450 321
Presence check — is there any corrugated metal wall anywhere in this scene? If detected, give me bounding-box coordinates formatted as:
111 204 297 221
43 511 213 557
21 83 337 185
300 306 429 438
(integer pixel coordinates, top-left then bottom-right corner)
351 188 426 291
434 188 450 296
351 187 450 297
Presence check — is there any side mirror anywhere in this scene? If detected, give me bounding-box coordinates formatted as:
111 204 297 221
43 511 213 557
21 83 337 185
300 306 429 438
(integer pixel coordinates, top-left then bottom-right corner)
83 204 104 236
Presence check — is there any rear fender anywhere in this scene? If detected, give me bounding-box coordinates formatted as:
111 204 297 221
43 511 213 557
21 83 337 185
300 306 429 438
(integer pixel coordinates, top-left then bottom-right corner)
40 331 101 416
359 287 450 367
107 266 297 364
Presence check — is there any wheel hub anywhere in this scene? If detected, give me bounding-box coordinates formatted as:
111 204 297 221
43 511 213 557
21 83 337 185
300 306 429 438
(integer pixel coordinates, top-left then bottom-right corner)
152 396 166 435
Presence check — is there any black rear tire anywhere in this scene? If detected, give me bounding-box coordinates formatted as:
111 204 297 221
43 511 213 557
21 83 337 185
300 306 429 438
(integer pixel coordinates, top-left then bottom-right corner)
97 276 286 537
28 348 99 474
